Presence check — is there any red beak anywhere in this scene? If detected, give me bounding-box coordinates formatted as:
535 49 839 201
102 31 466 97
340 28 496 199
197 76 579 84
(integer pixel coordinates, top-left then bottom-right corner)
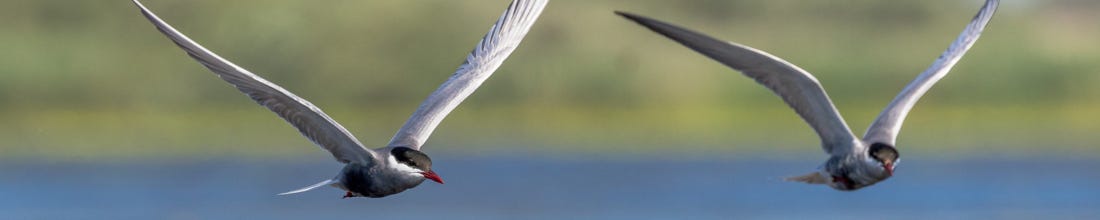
883 163 894 176
421 171 444 184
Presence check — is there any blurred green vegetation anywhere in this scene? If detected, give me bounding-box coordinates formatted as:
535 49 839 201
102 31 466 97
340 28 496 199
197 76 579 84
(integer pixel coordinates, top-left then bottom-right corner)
1 0 1098 160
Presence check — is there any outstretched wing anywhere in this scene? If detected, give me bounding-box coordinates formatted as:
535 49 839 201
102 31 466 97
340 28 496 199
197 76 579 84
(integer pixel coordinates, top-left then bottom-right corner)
387 0 548 150
617 11 859 155
863 0 998 146
133 0 376 164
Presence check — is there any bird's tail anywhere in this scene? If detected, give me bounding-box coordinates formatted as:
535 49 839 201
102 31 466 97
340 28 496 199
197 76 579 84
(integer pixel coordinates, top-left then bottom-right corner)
278 179 338 196
785 171 829 184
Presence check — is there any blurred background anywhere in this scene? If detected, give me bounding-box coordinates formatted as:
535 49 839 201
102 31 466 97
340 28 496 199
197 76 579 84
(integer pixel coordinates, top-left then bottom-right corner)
1 0 1098 219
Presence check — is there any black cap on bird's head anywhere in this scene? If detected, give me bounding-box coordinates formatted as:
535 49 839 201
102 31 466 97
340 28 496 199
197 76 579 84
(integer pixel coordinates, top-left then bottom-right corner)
391 147 443 184
868 143 899 176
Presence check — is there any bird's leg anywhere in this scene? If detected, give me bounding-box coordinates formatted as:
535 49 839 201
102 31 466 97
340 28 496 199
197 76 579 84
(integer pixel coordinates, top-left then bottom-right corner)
342 191 354 199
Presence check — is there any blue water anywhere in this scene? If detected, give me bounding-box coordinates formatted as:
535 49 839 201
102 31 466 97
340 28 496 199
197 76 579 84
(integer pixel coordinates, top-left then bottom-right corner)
1 156 1097 219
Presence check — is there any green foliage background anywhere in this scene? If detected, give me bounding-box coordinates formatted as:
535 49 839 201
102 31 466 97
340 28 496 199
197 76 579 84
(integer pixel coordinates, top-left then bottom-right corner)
1 0 1098 160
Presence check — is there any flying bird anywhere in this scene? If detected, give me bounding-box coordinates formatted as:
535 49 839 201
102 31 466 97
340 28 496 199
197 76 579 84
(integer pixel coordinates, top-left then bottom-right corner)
132 0 547 198
617 0 997 191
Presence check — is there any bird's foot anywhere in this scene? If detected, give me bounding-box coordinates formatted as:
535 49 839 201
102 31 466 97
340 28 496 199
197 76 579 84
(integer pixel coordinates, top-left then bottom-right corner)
342 191 354 199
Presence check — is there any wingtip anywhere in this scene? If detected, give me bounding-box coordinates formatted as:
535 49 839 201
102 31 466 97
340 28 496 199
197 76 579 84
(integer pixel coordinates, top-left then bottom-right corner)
615 11 671 34
130 0 145 8
613 10 644 22
613 11 679 36
974 0 999 20
130 0 158 21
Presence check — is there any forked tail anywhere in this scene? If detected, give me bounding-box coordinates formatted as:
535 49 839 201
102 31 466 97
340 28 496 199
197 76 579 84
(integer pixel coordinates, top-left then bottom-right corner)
278 179 338 195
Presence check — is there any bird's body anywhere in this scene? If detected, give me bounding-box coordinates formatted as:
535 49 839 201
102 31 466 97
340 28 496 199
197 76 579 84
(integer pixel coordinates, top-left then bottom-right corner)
337 149 427 198
339 164 421 198
132 0 547 198
819 147 891 190
619 0 998 191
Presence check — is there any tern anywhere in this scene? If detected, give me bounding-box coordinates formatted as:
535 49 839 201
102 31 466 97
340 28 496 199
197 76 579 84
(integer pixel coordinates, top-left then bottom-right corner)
617 0 997 191
132 0 547 198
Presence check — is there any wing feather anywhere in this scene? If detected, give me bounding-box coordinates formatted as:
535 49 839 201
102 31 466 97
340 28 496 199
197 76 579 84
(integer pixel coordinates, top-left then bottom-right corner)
387 0 548 150
618 11 859 155
863 0 998 146
132 0 376 164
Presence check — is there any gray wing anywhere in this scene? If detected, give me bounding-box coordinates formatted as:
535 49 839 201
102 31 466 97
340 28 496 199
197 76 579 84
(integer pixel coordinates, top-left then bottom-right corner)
132 0 376 164
863 0 998 146
617 12 859 155
386 0 547 150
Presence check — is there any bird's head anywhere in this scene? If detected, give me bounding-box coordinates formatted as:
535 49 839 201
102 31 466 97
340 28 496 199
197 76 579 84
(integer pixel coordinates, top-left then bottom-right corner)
868 143 899 176
390 147 444 184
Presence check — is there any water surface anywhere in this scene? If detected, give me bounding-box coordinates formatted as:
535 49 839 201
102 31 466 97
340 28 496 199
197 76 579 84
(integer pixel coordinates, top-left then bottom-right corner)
2 156 1097 219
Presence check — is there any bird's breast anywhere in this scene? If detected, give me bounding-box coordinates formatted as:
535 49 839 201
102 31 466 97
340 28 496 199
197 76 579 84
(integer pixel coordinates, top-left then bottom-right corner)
340 164 423 198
